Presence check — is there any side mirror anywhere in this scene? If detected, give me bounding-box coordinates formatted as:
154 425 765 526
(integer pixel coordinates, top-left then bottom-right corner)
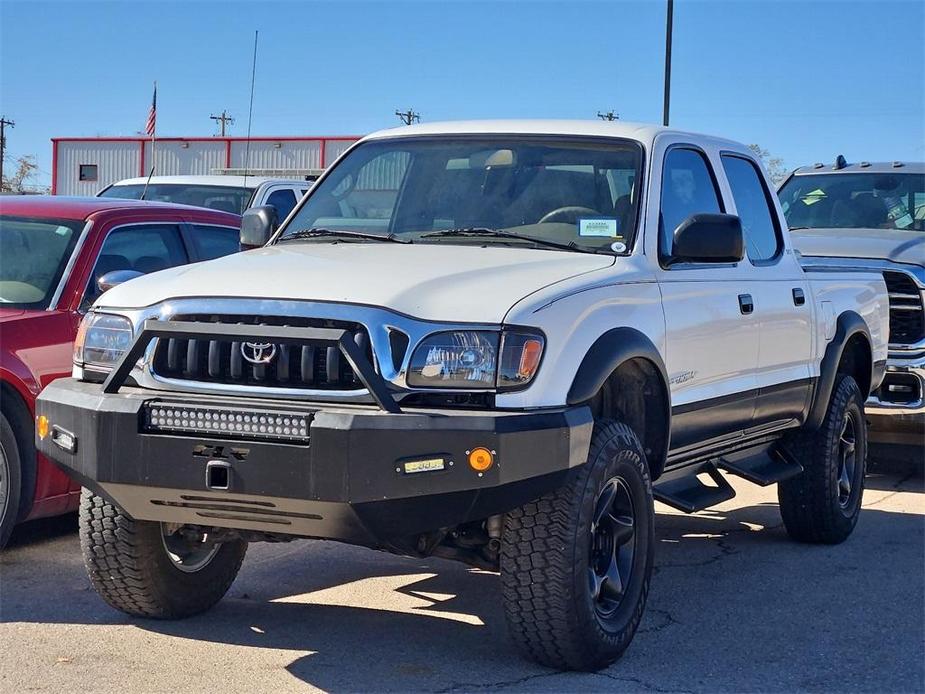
97 269 143 295
240 205 279 250
670 213 744 264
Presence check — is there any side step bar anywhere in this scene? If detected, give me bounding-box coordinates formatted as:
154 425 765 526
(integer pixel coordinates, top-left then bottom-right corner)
653 463 736 513
654 446 803 513
717 447 803 486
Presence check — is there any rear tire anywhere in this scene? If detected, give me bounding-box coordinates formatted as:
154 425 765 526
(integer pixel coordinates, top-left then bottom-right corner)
500 420 654 671
0 412 23 550
79 489 247 618
778 374 867 544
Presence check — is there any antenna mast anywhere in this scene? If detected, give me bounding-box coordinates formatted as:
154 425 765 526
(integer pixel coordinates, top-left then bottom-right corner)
242 30 258 212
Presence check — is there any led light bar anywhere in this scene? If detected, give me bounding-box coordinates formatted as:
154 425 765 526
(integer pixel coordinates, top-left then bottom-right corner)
142 402 312 443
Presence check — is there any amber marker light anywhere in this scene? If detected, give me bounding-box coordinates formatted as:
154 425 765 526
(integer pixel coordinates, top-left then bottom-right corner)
518 338 543 380
37 415 50 440
468 447 494 472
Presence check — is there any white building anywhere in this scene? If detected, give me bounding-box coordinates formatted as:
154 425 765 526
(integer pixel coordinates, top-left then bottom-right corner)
51 135 360 196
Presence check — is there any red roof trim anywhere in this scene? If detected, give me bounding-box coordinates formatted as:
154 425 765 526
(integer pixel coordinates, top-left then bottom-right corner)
51 136 361 143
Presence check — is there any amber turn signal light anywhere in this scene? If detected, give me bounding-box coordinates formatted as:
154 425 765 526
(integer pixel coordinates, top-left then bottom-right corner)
518 338 543 379
37 415 50 440
468 447 494 472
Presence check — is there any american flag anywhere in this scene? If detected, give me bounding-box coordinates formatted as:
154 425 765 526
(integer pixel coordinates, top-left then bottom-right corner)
145 84 156 137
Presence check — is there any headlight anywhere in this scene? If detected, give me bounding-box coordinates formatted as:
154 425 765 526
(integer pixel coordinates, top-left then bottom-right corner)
406 329 544 391
74 312 134 371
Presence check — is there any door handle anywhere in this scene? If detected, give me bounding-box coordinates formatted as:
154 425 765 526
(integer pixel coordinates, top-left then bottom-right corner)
792 287 806 306
738 294 754 315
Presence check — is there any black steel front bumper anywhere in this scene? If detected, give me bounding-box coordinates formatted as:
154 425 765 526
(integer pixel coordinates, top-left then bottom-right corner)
36 379 592 548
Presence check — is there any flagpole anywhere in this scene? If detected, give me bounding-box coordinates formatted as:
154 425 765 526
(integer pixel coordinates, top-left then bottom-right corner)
142 80 157 200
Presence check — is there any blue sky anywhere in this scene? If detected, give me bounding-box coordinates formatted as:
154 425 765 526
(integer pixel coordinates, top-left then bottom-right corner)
1 0 922 188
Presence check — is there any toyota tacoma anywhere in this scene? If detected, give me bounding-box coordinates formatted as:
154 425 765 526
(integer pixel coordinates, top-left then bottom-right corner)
36 121 888 670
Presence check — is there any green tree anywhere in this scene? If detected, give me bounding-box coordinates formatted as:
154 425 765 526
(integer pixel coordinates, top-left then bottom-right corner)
748 144 789 185
1 154 40 193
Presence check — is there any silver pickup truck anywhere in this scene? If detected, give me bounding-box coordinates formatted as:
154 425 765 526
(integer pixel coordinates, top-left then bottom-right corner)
780 160 924 455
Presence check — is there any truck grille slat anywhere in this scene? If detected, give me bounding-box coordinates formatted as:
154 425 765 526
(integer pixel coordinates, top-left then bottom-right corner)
883 271 924 347
152 314 372 391
300 345 315 382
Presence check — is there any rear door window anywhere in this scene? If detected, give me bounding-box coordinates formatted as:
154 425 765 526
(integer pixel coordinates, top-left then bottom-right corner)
189 224 240 261
721 155 782 262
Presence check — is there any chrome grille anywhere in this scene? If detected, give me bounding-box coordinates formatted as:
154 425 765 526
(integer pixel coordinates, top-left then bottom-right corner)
152 315 372 390
883 271 924 346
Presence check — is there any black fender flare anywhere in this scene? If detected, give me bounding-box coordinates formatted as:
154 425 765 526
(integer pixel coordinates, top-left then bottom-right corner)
806 311 874 430
566 328 671 476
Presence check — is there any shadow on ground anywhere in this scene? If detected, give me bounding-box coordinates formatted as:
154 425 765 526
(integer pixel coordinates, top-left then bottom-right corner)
1 462 922 692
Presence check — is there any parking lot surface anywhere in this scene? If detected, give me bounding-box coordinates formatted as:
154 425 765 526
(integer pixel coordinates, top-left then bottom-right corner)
1 454 922 694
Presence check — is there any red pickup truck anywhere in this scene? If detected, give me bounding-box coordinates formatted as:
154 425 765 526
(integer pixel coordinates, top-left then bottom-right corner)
0 196 241 547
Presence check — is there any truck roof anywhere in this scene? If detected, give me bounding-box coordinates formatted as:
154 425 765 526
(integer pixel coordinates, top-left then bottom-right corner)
0 195 237 220
106 175 304 188
791 161 925 175
363 119 745 150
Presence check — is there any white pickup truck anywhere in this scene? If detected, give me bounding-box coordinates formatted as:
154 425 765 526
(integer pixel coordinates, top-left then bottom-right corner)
36 121 888 671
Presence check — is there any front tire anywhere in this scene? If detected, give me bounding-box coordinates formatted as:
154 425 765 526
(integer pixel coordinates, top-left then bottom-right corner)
79 489 247 618
0 412 23 550
500 420 654 671
778 374 867 544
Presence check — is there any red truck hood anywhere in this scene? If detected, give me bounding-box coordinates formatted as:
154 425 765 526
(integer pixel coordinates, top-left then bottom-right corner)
0 307 33 322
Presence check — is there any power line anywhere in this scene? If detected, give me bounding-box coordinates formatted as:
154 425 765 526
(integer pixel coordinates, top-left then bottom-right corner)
395 108 420 125
0 115 15 189
210 110 235 136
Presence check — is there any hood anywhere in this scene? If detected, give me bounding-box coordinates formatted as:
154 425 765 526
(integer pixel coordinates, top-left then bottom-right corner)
791 228 925 268
0 307 26 321
98 242 615 322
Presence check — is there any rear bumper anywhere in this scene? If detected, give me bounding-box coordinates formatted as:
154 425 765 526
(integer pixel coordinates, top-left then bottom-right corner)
35 380 592 549
866 355 925 445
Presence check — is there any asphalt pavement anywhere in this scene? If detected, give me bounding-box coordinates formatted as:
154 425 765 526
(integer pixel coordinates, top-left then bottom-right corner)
1 450 922 693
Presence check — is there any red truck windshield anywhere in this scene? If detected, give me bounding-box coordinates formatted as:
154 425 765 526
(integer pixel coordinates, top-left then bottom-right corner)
0 216 83 309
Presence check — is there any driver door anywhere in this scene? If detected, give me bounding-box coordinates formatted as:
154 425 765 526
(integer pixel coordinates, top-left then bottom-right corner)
653 144 759 453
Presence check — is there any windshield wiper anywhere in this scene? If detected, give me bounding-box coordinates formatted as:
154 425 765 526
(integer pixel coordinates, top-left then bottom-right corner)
421 227 609 254
279 228 411 244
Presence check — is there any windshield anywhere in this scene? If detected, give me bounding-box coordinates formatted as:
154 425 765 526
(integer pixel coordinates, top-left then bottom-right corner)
100 183 255 214
0 216 83 309
279 136 643 253
780 172 925 232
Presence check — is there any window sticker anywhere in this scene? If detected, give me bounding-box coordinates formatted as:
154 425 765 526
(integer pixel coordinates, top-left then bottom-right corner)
800 188 827 206
579 218 619 237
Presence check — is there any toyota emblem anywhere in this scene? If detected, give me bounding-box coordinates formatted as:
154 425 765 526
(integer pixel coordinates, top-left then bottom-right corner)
241 342 278 365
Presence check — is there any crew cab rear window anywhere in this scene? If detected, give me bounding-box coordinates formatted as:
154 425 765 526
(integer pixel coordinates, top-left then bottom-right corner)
189 224 240 261
721 155 781 262
659 148 723 260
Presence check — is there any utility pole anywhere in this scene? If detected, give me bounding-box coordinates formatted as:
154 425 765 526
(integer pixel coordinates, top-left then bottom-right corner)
0 116 14 190
395 108 420 126
210 110 235 136
597 110 619 121
663 0 674 127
